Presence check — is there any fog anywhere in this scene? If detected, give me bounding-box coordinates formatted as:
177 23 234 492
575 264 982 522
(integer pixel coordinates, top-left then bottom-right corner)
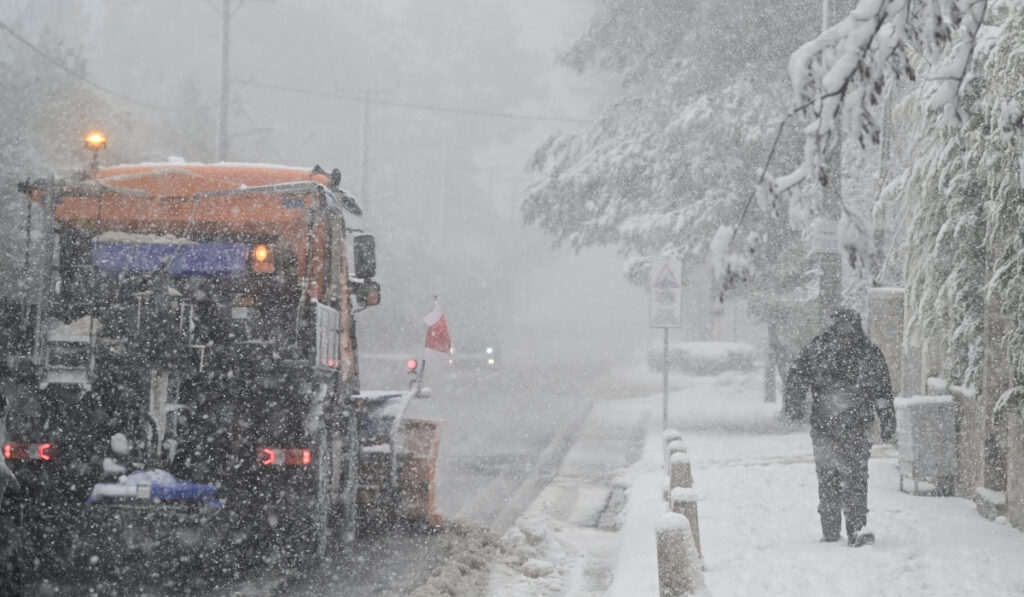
0 0 658 364
7 2 1024 595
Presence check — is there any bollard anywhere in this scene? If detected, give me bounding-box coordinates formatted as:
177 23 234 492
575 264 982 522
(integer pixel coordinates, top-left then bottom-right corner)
663 429 683 464
663 429 683 443
665 438 687 473
656 512 707 597
663 430 683 470
669 451 693 490
670 487 701 558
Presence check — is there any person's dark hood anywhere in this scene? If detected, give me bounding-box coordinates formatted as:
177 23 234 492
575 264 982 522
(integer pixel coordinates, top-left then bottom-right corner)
830 307 865 338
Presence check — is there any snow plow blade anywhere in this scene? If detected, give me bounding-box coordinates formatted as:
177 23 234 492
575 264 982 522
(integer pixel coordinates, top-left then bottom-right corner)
398 418 443 527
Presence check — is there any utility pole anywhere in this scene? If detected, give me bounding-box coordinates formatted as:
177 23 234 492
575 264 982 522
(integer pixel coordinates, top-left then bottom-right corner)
816 0 848 322
218 0 231 162
439 139 448 244
359 91 370 201
209 0 274 162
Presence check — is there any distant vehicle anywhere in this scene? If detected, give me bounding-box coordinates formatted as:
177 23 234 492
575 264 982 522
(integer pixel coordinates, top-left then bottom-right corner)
448 341 500 370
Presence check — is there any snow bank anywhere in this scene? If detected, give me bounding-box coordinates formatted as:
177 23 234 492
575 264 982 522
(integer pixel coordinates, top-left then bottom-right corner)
894 395 955 408
409 523 498 597
488 515 576 595
647 341 756 375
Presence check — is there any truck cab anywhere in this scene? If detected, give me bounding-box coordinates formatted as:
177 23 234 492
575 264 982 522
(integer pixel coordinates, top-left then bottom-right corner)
1 162 434 583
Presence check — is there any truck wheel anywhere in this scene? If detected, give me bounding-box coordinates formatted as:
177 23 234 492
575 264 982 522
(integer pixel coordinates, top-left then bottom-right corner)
0 538 22 597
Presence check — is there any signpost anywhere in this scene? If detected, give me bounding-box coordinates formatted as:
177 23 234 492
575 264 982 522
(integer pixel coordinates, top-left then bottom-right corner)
811 216 842 324
650 259 683 430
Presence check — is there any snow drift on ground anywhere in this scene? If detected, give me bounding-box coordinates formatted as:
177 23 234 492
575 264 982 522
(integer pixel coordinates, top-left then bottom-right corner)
486 364 1024 596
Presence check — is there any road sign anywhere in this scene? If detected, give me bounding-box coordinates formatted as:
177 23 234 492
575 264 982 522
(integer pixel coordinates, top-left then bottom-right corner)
811 218 840 254
649 259 682 328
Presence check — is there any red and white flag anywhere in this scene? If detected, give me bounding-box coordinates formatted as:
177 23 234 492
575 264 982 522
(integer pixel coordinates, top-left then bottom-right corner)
423 301 451 354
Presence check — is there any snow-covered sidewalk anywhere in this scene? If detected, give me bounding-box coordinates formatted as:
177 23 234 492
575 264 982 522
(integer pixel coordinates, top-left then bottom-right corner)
487 366 1024 596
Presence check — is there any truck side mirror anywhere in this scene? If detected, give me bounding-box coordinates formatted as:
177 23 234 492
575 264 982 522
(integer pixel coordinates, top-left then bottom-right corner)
353 235 376 279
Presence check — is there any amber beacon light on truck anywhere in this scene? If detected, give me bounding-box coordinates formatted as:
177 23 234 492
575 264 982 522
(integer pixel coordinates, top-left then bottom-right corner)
250 243 275 273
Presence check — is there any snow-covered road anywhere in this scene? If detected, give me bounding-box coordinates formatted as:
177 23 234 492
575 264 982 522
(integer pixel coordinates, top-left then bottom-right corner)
17 354 631 596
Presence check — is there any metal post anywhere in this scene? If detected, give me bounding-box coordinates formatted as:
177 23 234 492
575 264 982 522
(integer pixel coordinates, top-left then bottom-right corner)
359 91 369 201
416 357 427 396
663 327 669 430
439 141 447 244
22 191 31 296
217 0 231 161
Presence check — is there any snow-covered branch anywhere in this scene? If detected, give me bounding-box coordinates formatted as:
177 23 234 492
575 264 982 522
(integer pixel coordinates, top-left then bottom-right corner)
775 0 989 201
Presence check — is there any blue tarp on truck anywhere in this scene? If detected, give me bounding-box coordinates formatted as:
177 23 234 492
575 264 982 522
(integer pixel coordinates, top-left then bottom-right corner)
92 241 248 277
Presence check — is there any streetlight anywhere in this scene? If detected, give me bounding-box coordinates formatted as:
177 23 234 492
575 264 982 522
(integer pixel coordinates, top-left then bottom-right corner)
84 130 107 171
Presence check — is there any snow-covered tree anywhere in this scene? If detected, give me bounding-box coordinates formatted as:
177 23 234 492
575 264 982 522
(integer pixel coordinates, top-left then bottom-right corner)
525 0 817 276
766 0 991 258
889 1 1024 388
523 0 822 384
0 25 116 292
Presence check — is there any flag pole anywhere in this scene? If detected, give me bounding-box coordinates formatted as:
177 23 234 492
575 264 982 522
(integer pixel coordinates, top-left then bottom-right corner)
416 295 439 395
416 350 427 396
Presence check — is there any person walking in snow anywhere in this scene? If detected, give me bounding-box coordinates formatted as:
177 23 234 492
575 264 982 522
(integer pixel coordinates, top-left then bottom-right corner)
784 307 897 547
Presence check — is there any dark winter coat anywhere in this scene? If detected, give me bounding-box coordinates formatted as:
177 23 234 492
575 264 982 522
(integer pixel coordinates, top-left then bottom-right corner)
785 322 896 441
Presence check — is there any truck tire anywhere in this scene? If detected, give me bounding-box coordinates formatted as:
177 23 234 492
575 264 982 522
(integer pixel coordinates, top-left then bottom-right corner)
0 538 22 597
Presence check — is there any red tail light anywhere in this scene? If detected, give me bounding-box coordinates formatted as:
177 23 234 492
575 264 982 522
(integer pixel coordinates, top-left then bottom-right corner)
4 442 55 461
258 447 312 467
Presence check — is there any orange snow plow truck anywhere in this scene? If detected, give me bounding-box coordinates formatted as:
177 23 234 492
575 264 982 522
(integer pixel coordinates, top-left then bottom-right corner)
0 161 441 580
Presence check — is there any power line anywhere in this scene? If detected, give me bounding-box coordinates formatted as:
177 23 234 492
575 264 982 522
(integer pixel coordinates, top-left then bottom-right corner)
233 79 592 125
0 18 171 112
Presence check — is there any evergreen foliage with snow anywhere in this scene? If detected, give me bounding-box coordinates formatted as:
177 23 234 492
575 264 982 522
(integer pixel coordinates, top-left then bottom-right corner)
775 0 990 199
892 1 1024 385
522 0 818 287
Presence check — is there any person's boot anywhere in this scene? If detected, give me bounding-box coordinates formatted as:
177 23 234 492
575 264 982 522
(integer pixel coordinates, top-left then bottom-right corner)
848 528 875 547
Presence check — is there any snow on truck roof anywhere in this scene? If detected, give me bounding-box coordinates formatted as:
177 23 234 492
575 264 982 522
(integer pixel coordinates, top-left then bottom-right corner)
36 161 365 218
95 162 332 196
93 231 195 244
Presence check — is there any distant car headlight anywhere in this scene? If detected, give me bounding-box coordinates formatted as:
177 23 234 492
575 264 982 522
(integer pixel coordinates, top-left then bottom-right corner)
485 347 494 355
